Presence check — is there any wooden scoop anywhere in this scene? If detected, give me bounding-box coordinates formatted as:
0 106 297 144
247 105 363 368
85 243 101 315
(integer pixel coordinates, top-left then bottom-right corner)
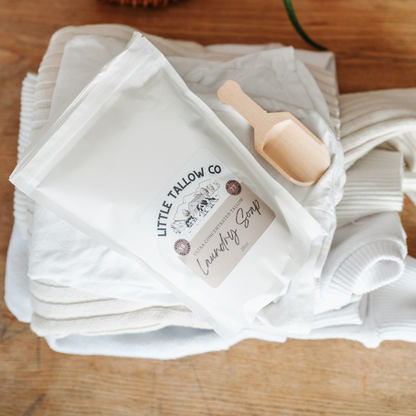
217 80 331 186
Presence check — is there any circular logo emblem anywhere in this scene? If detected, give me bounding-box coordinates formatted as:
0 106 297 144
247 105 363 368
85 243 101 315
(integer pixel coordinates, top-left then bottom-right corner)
226 180 242 196
174 239 191 256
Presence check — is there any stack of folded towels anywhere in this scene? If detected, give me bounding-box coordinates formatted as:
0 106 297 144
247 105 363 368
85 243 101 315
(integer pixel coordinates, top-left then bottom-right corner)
5 24 416 359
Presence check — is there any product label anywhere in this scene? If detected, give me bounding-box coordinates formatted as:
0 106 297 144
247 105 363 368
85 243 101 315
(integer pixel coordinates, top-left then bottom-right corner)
140 148 275 287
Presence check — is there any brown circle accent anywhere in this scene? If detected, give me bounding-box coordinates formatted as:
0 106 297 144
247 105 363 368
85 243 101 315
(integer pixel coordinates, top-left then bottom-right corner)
174 239 191 256
226 180 242 196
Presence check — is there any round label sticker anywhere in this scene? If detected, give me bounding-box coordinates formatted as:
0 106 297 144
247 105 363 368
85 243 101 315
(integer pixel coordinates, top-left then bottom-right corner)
226 180 242 196
174 239 191 256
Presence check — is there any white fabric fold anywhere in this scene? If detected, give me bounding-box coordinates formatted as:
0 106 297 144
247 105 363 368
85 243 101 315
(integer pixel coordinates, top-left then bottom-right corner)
336 149 404 227
402 170 416 206
312 296 366 330
316 212 407 313
296 256 416 348
41 254 416 357
14 73 37 239
340 89 416 171
5 225 32 323
42 256 416 356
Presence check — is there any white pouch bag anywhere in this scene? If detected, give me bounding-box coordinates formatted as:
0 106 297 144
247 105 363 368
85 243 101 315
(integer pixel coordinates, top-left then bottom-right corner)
11 32 321 337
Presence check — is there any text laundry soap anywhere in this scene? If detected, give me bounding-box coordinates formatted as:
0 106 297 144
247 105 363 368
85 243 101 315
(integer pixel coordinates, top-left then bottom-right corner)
11 32 321 337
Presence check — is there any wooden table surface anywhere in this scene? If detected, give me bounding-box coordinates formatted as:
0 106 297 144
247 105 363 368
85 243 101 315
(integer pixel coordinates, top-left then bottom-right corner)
2 0 416 414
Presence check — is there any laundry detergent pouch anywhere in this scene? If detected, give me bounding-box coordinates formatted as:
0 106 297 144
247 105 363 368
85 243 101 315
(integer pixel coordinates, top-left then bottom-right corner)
11 32 321 338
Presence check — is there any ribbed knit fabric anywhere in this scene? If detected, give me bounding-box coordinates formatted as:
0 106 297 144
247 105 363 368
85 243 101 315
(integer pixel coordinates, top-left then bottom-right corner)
402 171 416 191
336 149 404 226
306 65 340 138
373 256 416 342
333 240 404 294
13 73 37 239
312 296 366 330
316 212 407 313
402 171 416 206
340 89 416 170
295 256 416 348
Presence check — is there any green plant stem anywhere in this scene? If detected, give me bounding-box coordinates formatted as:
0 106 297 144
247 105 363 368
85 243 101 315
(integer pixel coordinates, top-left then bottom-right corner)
283 0 327 50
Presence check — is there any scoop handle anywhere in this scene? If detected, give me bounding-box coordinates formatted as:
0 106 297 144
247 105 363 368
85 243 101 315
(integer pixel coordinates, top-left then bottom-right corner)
217 80 268 134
